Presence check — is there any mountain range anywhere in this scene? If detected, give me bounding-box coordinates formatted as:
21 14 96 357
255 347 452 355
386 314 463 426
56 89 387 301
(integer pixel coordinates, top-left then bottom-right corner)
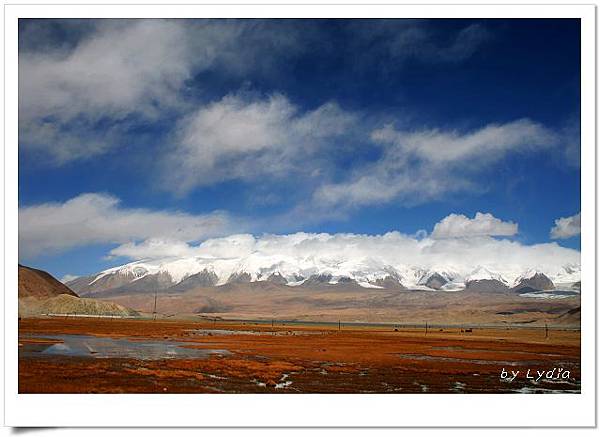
67 256 581 296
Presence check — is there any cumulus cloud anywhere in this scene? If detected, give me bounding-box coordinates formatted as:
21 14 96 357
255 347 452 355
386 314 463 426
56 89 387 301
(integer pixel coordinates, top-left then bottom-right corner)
313 119 559 209
164 94 357 193
18 19 309 164
19 193 234 257
431 212 518 239
107 231 579 284
19 20 198 163
550 212 581 239
20 20 193 122
108 238 204 260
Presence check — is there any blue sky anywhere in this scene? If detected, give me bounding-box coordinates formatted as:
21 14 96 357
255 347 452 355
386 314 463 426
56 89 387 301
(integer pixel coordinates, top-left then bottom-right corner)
18 19 581 280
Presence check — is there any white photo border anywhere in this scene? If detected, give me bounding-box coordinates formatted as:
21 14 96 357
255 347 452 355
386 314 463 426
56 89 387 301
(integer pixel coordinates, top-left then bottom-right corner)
3 3 596 427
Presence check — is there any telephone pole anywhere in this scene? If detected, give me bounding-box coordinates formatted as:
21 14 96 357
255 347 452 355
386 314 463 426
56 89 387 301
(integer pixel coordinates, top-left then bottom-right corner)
152 291 157 321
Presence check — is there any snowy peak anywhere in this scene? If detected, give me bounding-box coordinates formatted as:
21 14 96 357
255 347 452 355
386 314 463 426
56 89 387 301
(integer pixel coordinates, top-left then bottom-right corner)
552 264 581 285
463 267 509 292
417 269 460 290
515 268 542 282
465 266 507 284
511 270 555 292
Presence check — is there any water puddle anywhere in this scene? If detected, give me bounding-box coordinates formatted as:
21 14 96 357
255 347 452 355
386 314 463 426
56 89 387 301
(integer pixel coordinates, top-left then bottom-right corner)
396 353 542 366
275 373 293 389
514 386 580 394
431 346 562 358
519 290 579 299
19 334 230 360
186 329 326 336
412 381 429 392
186 329 264 336
452 381 467 393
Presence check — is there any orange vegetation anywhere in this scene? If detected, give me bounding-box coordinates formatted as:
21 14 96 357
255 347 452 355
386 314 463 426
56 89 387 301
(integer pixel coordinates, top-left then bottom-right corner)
19 317 580 393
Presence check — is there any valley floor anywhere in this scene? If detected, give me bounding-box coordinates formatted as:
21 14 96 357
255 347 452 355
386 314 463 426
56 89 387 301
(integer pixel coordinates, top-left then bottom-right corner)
97 286 582 327
19 317 580 394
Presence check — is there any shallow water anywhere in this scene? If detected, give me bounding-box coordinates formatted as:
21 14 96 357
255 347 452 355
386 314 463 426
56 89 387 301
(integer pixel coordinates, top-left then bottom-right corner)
519 290 579 299
19 334 230 360
396 353 542 366
186 329 326 336
431 346 563 358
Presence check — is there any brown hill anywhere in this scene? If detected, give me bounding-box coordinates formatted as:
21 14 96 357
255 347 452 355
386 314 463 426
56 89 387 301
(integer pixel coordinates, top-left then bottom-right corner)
19 294 139 318
19 264 79 299
18 264 139 318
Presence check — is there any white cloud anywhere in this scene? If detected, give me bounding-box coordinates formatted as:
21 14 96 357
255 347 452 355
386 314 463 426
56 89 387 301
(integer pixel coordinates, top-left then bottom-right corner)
348 21 491 69
60 274 79 284
18 19 315 165
435 23 491 62
19 20 200 164
431 212 518 239
19 193 234 257
550 212 581 239
108 238 204 260
391 23 491 63
313 119 558 210
370 118 557 165
164 94 357 193
20 20 193 123
106 230 579 284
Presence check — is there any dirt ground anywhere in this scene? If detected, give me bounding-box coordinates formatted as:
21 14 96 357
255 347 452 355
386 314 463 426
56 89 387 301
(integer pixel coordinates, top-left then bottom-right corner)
101 286 581 327
19 317 580 393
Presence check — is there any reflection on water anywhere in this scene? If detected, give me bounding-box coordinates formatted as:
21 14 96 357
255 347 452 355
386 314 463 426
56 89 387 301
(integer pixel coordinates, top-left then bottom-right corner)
19 334 230 360
186 329 326 336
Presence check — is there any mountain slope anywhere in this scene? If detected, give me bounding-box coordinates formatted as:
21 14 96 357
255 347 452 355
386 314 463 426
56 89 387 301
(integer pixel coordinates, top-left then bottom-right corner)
19 264 79 299
511 270 555 292
464 267 509 292
18 264 138 318
19 294 139 318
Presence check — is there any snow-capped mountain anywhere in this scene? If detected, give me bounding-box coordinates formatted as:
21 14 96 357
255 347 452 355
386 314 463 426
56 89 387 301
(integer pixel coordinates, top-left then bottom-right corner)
552 264 581 285
67 253 581 296
464 266 510 292
511 269 555 292
416 269 461 290
465 266 508 284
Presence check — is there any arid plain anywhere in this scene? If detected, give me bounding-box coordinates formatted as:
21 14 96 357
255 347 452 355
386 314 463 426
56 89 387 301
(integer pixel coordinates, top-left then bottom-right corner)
19 316 580 394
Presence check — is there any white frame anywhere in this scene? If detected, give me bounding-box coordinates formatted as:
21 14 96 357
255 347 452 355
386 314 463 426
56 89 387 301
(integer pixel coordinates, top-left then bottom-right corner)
2 3 596 427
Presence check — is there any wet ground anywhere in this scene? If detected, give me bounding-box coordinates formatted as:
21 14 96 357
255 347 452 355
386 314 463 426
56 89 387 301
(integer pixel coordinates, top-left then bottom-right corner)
18 317 580 394
20 334 230 360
